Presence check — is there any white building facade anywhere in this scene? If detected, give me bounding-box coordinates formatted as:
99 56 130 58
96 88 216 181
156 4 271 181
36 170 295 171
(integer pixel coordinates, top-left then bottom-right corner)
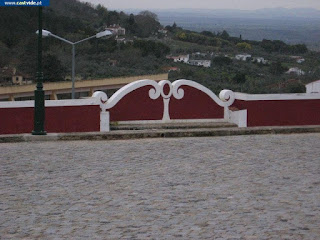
235 54 252 61
306 80 320 93
188 60 211 68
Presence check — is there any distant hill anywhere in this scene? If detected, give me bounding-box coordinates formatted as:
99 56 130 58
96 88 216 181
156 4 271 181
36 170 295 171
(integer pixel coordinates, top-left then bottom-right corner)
124 8 320 20
123 8 320 50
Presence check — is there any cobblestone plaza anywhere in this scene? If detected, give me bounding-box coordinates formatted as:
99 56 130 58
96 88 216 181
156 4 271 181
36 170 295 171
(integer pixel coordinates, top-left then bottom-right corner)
1 134 320 239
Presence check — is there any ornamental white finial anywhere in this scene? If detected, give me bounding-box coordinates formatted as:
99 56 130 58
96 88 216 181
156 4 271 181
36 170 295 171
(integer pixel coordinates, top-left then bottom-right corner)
92 91 108 112
219 89 235 106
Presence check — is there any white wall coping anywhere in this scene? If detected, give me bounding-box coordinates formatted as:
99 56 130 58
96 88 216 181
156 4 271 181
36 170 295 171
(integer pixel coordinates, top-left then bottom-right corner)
235 92 320 101
305 80 320 86
116 119 226 125
0 98 100 109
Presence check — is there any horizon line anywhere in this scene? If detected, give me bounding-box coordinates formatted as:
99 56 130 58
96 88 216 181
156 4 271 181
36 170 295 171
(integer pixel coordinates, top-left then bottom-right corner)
115 7 320 11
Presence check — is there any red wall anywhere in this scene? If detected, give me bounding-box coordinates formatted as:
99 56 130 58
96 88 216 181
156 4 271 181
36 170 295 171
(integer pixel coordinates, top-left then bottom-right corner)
170 86 224 119
232 99 320 127
0 108 34 135
109 86 164 121
108 85 225 121
0 105 100 135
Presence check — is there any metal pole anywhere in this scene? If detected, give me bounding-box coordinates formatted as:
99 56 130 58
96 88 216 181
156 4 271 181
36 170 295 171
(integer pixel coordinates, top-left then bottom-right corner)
71 44 75 99
44 32 108 99
74 35 96 44
32 7 46 135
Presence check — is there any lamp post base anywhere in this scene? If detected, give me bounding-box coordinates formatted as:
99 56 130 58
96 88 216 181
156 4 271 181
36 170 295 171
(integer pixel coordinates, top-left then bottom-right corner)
32 89 47 135
32 130 47 135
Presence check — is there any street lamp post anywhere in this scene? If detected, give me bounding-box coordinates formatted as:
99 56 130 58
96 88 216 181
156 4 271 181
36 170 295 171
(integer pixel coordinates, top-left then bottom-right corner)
38 29 113 99
32 7 46 135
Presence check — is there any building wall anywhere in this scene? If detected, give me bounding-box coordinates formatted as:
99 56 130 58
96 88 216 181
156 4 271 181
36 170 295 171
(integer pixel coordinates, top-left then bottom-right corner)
0 73 168 100
231 93 320 127
2 80 320 135
306 82 320 93
0 106 100 134
0 99 101 135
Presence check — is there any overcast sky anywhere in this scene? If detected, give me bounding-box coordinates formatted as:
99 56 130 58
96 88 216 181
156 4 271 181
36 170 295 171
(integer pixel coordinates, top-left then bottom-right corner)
82 0 320 10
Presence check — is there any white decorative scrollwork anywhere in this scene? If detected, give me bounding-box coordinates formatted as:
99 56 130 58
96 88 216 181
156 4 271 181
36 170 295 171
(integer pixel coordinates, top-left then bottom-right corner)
159 80 173 99
172 86 184 100
219 89 235 107
158 80 173 121
92 79 235 121
92 91 108 112
106 80 161 109
172 79 235 107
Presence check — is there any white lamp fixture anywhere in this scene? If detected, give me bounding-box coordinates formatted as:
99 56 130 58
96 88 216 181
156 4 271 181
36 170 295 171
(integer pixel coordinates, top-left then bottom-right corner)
36 29 114 99
36 29 51 37
96 30 113 38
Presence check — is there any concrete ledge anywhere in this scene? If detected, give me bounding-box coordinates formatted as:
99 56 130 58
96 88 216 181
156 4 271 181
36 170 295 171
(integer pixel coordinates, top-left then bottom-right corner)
0 135 25 143
1 126 320 143
23 134 60 142
110 122 237 130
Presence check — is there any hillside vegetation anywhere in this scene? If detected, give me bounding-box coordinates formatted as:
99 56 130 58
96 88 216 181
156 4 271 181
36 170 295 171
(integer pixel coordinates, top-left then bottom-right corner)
162 26 320 93
1 0 320 94
0 0 166 81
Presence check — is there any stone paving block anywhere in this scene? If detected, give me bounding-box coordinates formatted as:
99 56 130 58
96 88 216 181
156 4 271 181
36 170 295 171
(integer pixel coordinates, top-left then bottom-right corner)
0 134 319 239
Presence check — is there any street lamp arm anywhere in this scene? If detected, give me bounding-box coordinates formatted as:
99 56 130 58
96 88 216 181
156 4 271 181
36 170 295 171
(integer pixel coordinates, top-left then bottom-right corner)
49 33 74 45
74 35 96 45
39 29 113 99
74 30 113 44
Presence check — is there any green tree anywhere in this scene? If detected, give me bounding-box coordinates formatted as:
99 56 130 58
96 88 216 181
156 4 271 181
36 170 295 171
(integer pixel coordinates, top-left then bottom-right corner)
201 31 215 37
269 61 288 75
220 30 230 39
43 54 67 82
135 11 161 37
172 22 177 29
233 73 246 84
133 40 170 58
212 56 232 66
284 82 306 93
290 44 308 54
0 42 11 67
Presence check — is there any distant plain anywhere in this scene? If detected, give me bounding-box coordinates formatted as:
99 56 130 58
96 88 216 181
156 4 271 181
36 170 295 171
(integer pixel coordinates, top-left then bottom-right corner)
125 8 320 51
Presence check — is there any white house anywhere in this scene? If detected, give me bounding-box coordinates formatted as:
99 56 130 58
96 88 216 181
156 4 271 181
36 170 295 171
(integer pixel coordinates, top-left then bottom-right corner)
192 52 208 57
252 57 268 64
297 58 305 64
167 54 190 63
0 67 32 85
106 24 125 36
115 37 133 44
235 54 252 61
306 80 320 93
286 67 305 76
158 29 168 35
188 60 211 68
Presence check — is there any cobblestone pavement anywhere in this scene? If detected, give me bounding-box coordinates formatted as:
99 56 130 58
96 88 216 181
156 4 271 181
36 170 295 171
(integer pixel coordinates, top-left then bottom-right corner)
0 133 320 240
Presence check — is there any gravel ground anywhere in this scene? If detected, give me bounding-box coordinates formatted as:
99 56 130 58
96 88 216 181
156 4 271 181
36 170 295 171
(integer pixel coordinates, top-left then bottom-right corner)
0 133 319 239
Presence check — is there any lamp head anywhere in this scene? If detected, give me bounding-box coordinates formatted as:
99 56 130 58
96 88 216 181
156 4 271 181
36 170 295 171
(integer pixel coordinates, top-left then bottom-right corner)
96 30 113 38
36 29 51 37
